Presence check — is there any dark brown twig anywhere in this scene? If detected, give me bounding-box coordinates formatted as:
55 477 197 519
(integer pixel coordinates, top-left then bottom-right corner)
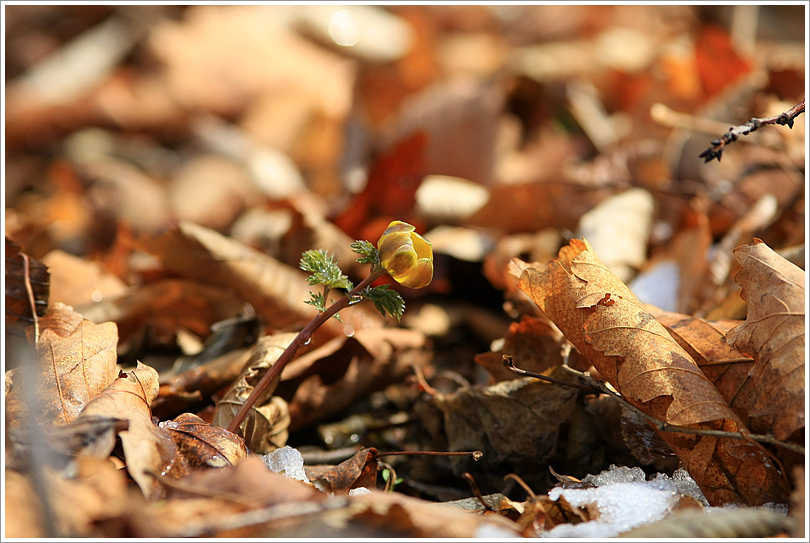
502 354 600 393
505 357 805 455
699 99 805 163
375 449 483 460
463 472 494 511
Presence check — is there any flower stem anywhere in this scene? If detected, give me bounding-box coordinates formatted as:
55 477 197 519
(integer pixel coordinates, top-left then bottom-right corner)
226 268 387 435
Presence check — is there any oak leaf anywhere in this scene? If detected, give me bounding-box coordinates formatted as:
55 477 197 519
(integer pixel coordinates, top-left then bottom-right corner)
79 361 176 500
726 239 805 440
5 303 118 429
651 308 761 431
515 238 787 506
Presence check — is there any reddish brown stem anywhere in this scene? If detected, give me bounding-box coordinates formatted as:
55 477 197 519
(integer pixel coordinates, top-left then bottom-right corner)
227 268 387 434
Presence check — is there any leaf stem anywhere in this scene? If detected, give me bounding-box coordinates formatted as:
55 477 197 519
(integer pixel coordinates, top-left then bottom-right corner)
227 268 387 434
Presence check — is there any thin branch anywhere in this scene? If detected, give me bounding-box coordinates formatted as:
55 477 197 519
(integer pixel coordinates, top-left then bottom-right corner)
506 358 805 456
375 449 483 461
699 99 805 163
502 354 601 393
21 253 40 344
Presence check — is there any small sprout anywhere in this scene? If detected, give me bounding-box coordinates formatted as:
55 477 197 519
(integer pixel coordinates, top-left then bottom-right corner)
360 285 406 321
351 240 379 265
300 249 353 291
305 292 326 312
377 221 433 289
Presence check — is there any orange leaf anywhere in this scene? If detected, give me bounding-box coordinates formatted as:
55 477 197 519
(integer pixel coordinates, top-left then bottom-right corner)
726 239 805 440
5 303 118 429
79 362 176 500
516 238 787 506
332 131 427 240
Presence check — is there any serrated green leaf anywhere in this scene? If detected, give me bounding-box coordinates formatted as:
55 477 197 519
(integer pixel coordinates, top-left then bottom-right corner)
304 292 326 312
351 240 380 266
361 285 405 321
300 249 353 290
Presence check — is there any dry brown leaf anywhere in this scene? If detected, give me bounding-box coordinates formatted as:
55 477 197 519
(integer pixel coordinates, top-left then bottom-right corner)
279 328 430 431
5 303 118 429
435 376 578 475
153 346 254 420
211 333 297 453
342 489 523 538
515 238 787 506
650 308 763 432
40 249 128 309
4 457 151 538
7 415 129 474
726 239 805 440
159 413 248 478
468 181 616 234
4 236 50 335
81 278 245 346
138 221 383 342
79 361 176 500
304 447 379 494
140 221 316 331
474 314 589 382
162 455 323 507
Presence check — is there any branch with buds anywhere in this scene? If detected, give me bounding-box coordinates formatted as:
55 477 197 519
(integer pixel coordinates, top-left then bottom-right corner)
699 99 805 163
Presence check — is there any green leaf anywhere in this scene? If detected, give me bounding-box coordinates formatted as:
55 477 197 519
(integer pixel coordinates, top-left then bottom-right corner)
351 240 379 266
304 292 326 312
300 249 353 290
360 285 405 321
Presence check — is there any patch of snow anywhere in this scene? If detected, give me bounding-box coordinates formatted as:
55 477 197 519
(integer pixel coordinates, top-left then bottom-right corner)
261 445 310 484
542 464 706 538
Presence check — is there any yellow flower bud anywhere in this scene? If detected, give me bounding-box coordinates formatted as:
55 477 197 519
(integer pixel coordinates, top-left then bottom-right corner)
378 221 433 289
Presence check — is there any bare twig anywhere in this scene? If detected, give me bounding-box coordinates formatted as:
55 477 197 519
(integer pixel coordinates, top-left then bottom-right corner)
699 99 805 163
502 354 601 393
462 472 494 511
375 449 483 461
21 253 40 344
504 473 537 499
506 358 805 455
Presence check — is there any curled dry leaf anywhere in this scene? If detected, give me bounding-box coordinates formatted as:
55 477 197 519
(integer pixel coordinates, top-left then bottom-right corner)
153 347 254 421
79 361 176 500
5 303 118 429
160 413 248 478
280 328 430 431
4 236 50 335
726 239 805 441
304 447 378 494
212 333 298 453
515 238 787 506
7 415 129 474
